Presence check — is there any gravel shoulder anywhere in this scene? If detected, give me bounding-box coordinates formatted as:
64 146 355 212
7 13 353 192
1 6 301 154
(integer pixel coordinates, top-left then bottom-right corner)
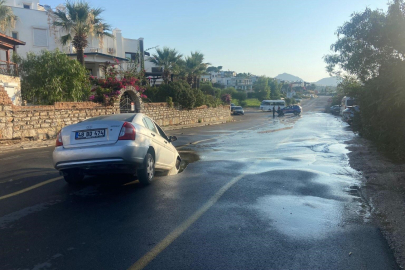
347 136 405 268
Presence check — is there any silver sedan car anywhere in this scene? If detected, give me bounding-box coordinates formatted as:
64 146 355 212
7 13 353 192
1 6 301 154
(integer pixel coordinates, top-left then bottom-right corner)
53 113 181 185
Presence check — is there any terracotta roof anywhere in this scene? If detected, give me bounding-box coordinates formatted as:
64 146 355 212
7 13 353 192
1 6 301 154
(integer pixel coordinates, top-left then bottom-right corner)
0 32 25 46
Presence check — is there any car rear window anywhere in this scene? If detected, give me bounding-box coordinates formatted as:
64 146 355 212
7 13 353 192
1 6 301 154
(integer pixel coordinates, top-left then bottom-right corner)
84 114 136 122
347 99 356 106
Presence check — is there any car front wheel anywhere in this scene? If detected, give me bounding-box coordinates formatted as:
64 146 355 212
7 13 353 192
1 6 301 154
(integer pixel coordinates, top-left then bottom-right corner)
137 152 155 185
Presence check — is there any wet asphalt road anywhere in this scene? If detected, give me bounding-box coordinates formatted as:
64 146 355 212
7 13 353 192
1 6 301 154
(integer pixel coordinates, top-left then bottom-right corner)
0 97 398 270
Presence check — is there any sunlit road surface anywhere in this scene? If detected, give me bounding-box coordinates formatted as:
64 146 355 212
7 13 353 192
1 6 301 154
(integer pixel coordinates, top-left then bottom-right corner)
0 97 398 270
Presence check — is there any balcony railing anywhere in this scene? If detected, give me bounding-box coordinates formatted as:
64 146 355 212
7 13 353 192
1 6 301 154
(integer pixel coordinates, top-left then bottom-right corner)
0 61 18 76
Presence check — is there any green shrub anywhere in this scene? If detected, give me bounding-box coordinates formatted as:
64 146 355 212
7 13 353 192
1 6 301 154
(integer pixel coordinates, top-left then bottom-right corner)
176 87 195 109
233 91 247 101
143 85 160 102
166 96 173 108
206 95 220 107
18 49 90 105
239 100 247 107
194 89 206 107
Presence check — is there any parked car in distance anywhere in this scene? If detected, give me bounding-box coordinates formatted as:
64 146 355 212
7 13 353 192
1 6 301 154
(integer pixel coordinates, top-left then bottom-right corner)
232 106 244 115
340 96 356 115
330 105 341 115
342 105 360 125
230 103 236 111
281 105 302 115
53 113 181 186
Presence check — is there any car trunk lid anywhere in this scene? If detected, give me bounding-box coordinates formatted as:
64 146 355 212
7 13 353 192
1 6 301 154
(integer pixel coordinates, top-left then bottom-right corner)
61 120 125 149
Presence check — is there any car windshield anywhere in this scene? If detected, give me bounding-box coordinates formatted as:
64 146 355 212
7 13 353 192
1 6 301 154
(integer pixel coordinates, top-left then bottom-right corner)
234 107 242 110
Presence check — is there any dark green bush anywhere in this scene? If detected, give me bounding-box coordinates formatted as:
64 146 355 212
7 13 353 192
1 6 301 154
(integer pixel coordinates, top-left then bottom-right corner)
194 89 206 107
176 87 195 109
233 91 247 101
18 50 90 104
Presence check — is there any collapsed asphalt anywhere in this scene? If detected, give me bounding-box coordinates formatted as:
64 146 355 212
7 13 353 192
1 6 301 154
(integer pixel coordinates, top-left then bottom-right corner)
0 96 398 270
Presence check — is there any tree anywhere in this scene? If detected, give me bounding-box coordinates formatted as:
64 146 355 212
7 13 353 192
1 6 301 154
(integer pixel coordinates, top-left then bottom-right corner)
206 66 222 73
325 0 405 160
0 0 16 33
52 1 112 66
268 78 281 100
18 50 90 104
253 76 270 100
182 51 210 88
324 0 405 82
149 47 183 84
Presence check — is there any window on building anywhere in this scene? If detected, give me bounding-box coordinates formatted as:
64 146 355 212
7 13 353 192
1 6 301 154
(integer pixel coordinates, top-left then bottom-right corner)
33 28 48 47
11 32 18 40
125 52 139 63
23 4 30 9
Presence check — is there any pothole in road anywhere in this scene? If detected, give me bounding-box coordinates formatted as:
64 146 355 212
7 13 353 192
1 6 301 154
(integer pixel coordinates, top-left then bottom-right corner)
178 149 200 173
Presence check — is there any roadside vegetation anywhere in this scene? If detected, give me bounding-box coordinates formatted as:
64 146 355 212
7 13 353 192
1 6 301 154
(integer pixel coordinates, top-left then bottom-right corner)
15 50 90 105
325 0 405 161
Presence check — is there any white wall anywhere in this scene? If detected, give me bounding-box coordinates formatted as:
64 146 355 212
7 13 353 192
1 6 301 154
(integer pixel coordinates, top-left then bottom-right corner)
6 3 143 68
5 0 40 9
4 7 59 61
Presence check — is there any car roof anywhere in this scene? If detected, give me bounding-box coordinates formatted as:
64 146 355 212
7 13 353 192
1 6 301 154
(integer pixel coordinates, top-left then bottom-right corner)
84 113 137 122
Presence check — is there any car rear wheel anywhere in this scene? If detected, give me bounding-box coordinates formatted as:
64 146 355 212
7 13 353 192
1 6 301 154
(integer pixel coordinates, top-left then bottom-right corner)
63 170 84 185
137 152 155 185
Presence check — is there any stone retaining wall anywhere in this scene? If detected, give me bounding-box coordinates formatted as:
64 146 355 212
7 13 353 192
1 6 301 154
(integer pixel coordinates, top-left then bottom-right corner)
0 102 118 141
143 103 231 127
0 88 231 141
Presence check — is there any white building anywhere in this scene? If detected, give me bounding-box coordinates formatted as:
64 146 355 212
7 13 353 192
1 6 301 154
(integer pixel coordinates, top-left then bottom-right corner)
201 71 253 91
4 0 145 77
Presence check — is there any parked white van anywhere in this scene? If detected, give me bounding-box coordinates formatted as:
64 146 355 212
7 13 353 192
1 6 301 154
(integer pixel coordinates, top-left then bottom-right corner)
260 100 286 111
340 96 356 115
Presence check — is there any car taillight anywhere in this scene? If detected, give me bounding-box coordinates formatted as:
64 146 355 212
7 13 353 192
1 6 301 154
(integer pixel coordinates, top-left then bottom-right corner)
118 122 136 140
55 130 63 147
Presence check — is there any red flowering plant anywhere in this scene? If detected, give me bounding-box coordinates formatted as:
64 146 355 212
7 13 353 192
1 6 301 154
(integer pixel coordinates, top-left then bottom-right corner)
89 60 147 105
221 94 231 104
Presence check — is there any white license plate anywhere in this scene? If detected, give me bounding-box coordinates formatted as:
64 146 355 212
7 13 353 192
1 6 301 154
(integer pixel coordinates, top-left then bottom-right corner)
75 129 105 140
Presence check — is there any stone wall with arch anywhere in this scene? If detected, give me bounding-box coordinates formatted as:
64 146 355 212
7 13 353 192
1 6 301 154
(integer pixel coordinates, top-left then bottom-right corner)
115 86 143 113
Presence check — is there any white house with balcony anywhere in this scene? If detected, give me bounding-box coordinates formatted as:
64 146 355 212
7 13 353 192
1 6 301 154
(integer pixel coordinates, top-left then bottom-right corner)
201 71 253 91
3 0 145 77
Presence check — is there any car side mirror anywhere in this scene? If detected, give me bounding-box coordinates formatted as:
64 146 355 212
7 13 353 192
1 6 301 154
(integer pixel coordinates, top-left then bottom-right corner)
169 136 177 142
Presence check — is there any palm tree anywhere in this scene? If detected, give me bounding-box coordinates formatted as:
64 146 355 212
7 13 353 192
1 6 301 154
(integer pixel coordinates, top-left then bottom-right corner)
0 0 17 34
149 47 183 83
52 1 112 66
183 52 210 88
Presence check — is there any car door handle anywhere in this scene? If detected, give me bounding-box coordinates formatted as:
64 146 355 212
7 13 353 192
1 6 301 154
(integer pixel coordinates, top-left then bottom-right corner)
164 141 168 144
151 133 155 137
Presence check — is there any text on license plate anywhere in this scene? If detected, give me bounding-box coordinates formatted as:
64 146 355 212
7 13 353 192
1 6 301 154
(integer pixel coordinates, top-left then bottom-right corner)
75 129 105 140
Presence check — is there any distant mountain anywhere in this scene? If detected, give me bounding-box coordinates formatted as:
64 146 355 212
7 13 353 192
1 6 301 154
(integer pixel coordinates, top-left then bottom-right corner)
314 76 340 86
275 73 304 82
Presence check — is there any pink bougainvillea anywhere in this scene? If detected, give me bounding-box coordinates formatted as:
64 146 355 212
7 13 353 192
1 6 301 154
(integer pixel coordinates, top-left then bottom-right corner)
89 61 147 105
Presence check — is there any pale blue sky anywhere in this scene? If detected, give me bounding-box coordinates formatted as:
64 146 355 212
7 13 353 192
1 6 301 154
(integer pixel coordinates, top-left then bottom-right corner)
44 0 389 82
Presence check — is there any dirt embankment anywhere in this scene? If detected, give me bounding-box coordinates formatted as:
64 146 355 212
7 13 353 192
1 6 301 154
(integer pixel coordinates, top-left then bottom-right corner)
347 136 405 268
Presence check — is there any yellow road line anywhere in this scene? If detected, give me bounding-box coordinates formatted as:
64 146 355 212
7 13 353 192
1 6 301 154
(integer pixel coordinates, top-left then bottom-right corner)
128 173 246 270
0 176 62 201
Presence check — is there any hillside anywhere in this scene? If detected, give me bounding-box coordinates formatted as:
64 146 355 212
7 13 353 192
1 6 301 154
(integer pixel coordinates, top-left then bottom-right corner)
275 73 304 82
314 76 340 86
